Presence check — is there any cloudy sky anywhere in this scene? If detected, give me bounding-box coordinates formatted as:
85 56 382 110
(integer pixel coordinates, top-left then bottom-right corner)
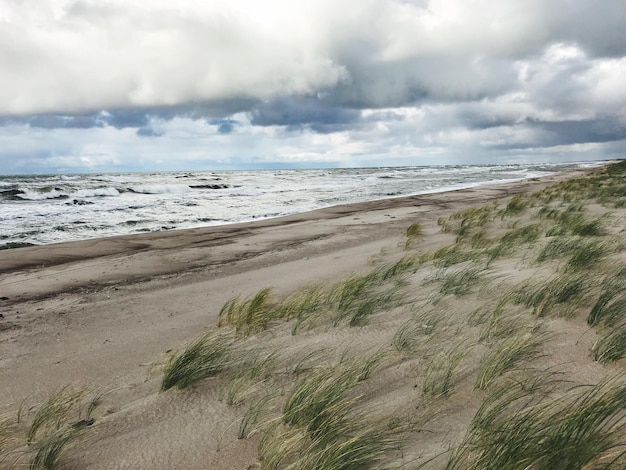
1 0 625 174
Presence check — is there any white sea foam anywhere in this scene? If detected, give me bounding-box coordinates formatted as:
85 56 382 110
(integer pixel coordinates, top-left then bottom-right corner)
73 187 120 198
128 184 191 194
0 163 594 246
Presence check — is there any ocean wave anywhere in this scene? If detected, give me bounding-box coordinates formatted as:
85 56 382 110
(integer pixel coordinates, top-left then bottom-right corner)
73 187 120 198
0 189 25 200
17 189 70 200
126 184 191 194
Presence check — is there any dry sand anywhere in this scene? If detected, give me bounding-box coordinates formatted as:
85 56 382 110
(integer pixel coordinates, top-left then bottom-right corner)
0 166 610 468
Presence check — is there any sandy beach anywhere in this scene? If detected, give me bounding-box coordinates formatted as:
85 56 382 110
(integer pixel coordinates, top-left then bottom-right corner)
2 164 625 469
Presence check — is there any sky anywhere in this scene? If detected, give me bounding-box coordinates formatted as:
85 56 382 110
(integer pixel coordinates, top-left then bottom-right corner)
1 0 625 174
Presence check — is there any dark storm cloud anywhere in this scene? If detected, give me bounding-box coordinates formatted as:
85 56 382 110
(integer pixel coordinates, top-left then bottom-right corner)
249 97 361 133
0 114 105 129
529 118 626 146
136 127 164 137
546 1 626 57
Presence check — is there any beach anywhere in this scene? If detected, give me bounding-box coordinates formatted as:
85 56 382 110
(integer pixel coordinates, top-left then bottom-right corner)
1 164 624 469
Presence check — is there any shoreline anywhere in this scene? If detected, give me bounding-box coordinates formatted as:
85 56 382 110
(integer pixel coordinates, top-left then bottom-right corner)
0 166 590 395
0 165 591 274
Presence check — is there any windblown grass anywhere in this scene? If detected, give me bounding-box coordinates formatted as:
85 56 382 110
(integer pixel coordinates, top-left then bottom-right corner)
257 355 405 469
259 416 402 470
223 351 277 406
30 428 82 470
535 236 609 272
588 275 626 327
27 388 85 444
238 394 275 440
332 267 406 326
218 287 276 336
475 331 545 389
436 267 483 297
405 222 422 249
537 236 586 262
450 376 626 469
478 303 526 342
421 343 469 397
0 413 23 468
0 387 105 470
160 332 234 391
437 204 497 243
512 273 588 317
499 223 541 246
592 328 626 363
485 223 542 265
432 244 482 268
282 364 362 434
380 255 416 280
566 240 608 270
499 194 529 219
392 314 441 352
291 423 401 470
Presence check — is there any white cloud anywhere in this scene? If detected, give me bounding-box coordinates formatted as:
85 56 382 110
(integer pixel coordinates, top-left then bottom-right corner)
1 0 626 173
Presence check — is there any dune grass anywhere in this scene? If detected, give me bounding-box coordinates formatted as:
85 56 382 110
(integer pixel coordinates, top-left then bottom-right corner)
450 376 626 469
499 194 530 219
421 343 469 397
160 332 234 391
478 305 526 343
238 394 275 440
588 276 626 327
143 159 626 468
436 267 483 297
0 387 104 470
282 364 362 433
512 273 588 317
566 240 608 270
475 331 545 390
255 355 405 469
439 204 497 235
30 428 82 470
405 222 423 248
332 262 411 326
592 328 626 363
432 244 483 268
291 423 401 470
392 315 440 352
218 287 276 336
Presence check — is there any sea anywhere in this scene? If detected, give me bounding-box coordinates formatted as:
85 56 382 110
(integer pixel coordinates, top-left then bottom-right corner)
0 163 600 247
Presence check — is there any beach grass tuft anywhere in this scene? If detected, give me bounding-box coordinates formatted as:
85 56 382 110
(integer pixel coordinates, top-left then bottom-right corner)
160 332 234 391
282 364 362 435
450 376 626 469
437 267 483 297
421 343 469 397
592 328 626 363
588 276 626 327
238 394 275 440
513 273 588 317
475 331 545 389
2 387 105 470
218 287 276 336
27 387 85 444
499 194 529 219
405 222 422 238
30 427 81 470
392 317 437 352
